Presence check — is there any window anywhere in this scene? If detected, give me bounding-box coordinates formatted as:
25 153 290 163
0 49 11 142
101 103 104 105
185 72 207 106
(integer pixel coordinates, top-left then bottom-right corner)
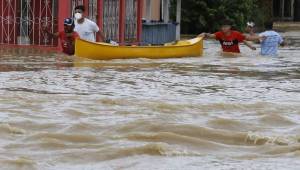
284 0 292 17
273 0 281 17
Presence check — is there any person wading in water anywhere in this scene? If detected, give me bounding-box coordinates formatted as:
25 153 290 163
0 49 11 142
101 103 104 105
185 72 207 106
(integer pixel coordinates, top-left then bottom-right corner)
44 18 79 55
245 21 256 36
247 21 285 56
198 20 256 54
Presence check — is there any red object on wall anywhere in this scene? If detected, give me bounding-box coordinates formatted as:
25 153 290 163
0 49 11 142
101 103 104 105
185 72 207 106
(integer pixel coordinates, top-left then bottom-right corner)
137 0 143 43
97 0 104 41
83 0 89 17
58 0 71 50
119 0 126 43
58 0 70 32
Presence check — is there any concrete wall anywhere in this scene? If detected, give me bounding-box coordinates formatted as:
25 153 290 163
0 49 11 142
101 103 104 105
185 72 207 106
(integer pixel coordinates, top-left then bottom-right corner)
143 0 161 21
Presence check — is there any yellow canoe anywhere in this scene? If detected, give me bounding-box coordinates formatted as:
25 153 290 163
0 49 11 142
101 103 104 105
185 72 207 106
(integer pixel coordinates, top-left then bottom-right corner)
75 37 203 60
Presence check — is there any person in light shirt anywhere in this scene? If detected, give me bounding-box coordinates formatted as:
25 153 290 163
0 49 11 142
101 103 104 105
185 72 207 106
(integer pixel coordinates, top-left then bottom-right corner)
258 21 285 56
74 5 105 42
247 21 285 56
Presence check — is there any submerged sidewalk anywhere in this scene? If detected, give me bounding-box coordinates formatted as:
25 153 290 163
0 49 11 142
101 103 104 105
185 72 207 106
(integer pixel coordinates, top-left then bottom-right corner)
280 31 300 46
275 22 300 46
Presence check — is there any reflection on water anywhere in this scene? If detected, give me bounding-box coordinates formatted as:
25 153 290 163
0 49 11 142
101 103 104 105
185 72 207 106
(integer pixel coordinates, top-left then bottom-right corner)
0 43 300 170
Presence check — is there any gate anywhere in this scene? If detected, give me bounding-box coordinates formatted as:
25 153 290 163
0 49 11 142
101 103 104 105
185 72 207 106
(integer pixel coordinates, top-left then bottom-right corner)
125 0 137 42
0 0 19 44
103 0 120 41
88 0 97 22
0 0 58 46
29 0 58 45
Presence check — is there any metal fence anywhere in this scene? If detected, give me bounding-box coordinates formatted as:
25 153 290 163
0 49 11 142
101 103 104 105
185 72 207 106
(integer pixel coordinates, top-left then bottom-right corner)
0 0 58 46
125 0 137 42
0 0 140 46
103 0 120 41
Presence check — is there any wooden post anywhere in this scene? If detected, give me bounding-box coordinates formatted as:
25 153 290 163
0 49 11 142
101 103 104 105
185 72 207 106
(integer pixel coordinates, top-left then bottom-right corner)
137 0 143 43
119 0 126 43
146 0 151 22
163 0 169 23
176 0 181 40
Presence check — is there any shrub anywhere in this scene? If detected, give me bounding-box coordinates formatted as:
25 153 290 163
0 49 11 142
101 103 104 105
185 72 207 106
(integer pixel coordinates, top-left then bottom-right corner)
170 0 267 34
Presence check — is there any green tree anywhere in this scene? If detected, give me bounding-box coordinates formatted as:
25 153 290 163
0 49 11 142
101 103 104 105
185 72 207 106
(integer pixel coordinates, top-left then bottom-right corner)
171 0 266 34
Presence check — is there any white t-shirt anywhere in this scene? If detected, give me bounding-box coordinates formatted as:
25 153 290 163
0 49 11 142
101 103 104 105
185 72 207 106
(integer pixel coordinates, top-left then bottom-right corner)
74 18 99 42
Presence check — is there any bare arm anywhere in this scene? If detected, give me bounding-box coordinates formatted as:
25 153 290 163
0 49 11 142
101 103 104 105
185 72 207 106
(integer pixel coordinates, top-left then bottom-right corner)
246 34 264 42
97 30 105 42
243 40 256 50
43 26 59 38
198 33 216 39
279 37 285 47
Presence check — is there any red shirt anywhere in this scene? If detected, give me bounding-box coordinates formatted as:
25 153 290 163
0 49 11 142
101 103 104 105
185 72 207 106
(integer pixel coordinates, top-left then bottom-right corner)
214 31 245 53
58 31 79 55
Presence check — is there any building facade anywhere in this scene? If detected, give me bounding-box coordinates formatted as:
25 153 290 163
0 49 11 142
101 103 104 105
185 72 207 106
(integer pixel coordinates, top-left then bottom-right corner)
272 0 300 21
142 0 181 45
143 0 161 21
0 0 143 48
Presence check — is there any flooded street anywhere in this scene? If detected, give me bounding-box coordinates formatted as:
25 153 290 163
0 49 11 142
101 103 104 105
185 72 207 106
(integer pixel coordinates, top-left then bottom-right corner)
0 42 300 170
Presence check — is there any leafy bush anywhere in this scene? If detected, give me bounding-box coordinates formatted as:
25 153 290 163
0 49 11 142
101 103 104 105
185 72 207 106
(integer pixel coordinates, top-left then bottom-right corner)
171 0 267 34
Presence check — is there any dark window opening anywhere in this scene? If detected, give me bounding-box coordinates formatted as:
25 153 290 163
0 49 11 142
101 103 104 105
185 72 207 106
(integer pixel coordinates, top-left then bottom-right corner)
295 0 300 21
273 0 282 17
284 0 292 17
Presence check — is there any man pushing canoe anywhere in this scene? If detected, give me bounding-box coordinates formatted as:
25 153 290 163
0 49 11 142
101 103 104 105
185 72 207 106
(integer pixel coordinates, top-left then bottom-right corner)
44 18 79 55
198 20 256 54
74 5 105 42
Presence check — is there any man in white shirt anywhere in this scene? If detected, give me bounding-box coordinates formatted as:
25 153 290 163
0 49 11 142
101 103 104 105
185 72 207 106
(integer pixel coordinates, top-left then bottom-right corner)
74 5 105 42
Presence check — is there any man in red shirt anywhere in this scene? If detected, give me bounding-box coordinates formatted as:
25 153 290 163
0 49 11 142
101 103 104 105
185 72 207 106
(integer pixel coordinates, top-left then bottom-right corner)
44 18 79 55
199 20 256 53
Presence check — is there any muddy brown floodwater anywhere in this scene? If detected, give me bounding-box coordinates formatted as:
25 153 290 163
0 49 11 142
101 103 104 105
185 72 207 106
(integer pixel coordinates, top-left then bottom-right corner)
0 42 300 170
